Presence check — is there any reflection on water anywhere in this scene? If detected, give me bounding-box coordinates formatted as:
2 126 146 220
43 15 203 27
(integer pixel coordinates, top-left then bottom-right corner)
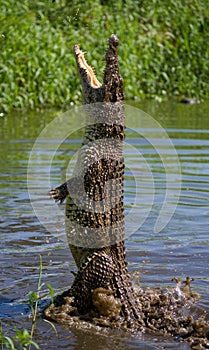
0 101 209 349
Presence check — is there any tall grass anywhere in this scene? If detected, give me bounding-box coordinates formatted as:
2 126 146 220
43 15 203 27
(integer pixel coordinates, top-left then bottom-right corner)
1 0 209 112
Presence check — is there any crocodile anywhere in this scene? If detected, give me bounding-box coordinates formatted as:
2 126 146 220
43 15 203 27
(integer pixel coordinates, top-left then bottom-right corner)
45 34 144 329
43 36 209 349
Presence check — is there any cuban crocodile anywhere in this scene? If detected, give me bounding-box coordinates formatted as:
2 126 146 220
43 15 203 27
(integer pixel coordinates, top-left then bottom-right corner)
45 34 144 328
44 35 209 348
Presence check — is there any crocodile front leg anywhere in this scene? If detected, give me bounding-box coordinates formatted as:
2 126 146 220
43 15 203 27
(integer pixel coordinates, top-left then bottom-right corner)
49 176 83 204
50 182 69 203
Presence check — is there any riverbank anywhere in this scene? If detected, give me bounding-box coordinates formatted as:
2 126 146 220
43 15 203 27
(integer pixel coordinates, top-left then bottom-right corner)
1 0 209 113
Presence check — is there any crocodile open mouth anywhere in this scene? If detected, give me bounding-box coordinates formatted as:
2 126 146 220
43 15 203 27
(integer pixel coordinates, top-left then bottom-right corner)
74 45 102 89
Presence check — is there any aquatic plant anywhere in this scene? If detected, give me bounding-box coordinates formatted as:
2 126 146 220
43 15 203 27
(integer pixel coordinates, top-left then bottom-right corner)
0 325 40 350
1 0 209 113
0 256 56 350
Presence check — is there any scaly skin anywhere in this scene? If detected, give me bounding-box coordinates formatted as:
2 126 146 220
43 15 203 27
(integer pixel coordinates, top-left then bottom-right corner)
48 35 144 328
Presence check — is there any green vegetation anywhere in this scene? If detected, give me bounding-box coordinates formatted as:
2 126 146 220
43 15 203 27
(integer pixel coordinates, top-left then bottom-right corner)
1 0 209 113
0 256 56 350
0 326 40 350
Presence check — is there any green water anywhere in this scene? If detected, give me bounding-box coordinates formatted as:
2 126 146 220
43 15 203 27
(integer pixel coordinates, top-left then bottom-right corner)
0 101 209 349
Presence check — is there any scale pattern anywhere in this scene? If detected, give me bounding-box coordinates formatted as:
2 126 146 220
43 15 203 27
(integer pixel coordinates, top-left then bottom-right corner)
48 35 144 327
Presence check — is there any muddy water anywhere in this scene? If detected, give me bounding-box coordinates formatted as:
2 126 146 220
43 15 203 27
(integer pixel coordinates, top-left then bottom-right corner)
0 101 209 349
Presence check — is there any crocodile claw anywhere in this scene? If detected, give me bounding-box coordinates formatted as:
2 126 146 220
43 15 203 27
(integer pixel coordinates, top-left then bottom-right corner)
49 187 66 204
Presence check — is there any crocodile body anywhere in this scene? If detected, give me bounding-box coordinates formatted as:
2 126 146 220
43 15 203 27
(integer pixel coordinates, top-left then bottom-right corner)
48 35 144 327
44 36 209 349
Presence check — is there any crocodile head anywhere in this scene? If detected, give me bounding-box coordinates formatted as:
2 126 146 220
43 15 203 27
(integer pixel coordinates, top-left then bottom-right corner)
74 34 124 104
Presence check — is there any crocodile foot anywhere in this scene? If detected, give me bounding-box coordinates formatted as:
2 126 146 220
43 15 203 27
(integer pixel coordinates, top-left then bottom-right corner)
49 182 68 204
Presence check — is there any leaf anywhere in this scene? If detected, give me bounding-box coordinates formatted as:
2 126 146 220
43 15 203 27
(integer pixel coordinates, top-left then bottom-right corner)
43 319 58 335
46 283 55 304
4 336 15 349
29 340 41 349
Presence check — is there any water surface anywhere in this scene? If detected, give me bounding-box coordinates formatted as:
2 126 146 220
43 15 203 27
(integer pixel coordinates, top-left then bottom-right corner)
0 101 209 349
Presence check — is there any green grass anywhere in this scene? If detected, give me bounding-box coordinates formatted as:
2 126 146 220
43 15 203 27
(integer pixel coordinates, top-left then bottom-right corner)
0 256 56 350
1 0 209 113
0 326 40 350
